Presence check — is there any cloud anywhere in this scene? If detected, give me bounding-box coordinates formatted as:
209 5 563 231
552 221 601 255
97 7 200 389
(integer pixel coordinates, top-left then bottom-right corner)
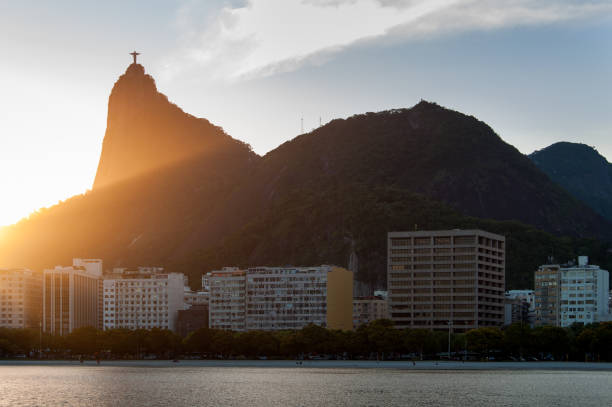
163 0 611 82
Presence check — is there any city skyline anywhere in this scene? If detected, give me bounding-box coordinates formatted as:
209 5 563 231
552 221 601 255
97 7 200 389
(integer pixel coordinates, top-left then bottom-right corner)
1 0 611 226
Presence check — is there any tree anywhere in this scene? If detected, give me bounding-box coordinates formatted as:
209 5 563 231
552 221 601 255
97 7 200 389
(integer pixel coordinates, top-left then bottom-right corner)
466 327 503 358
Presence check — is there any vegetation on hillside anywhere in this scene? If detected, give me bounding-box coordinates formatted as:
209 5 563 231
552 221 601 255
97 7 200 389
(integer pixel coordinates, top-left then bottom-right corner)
530 142 612 223
2 95 611 292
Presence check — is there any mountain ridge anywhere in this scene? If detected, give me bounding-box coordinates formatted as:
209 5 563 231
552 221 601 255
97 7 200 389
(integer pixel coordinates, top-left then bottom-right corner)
530 142 612 223
1 67 611 292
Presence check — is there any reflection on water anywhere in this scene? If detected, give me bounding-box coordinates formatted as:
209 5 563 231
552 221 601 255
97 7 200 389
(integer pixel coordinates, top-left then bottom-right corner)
1 365 611 407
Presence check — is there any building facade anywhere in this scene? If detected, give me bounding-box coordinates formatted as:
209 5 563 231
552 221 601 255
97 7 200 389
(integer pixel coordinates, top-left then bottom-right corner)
43 260 101 335
176 305 209 337
0 269 42 329
535 257 610 327
208 268 247 331
388 229 505 332
208 266 353 331
504 290 534 326
353 295 389 328
184 288 209 307
102 270 184 332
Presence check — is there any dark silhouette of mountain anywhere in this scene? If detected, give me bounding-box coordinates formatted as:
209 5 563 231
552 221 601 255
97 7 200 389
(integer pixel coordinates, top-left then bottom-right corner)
94 63 255 189
530 142 612 223
1 65 611 291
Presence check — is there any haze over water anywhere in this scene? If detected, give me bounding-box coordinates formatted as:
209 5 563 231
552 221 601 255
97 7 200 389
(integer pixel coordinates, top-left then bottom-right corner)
1 363 611 407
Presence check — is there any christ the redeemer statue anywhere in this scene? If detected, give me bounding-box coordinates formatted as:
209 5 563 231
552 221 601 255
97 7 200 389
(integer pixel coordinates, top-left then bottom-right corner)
130 51 140 64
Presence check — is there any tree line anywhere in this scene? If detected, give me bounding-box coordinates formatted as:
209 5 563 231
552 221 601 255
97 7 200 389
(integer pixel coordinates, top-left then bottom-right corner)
2 320 612 361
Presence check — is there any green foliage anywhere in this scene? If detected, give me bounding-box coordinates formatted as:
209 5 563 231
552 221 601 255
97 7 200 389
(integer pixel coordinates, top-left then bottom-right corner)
2 101 612 296
3 321 612 361
531 142 612 222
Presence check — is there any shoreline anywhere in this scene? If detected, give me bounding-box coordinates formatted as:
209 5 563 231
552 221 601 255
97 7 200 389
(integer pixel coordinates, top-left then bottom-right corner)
1 360 612 371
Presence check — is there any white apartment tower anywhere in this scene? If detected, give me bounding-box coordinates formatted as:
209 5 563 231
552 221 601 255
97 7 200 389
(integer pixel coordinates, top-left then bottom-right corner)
102 269 185 332
535 257 610 327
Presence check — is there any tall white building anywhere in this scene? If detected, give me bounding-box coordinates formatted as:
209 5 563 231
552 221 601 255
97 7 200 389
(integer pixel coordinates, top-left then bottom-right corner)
209 265 353 331
535 256 610 327
102 269 185 332
559 256 609 327
43 260 101 335
0 268 42 329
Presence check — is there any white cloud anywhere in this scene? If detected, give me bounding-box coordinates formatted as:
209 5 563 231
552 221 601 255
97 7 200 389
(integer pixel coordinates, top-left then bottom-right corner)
163 0 611 82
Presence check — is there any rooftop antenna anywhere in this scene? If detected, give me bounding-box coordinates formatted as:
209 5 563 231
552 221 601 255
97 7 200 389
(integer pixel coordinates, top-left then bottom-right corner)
301 116 304 134
319 116 322 127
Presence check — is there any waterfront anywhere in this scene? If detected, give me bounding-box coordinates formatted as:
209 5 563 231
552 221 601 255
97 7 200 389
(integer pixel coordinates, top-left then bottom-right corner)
1 362 611 406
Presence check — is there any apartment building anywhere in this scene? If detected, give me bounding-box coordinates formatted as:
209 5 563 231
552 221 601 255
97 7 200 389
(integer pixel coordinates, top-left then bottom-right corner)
43 260 101 335
535 257 610 327
102 269 184 332
353 295 389 328
0 268 42 329
387 229 505 332
208 266 353 331
208 267 247 331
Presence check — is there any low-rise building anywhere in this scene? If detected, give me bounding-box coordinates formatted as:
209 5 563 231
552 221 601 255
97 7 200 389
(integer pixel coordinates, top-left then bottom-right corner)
0 268 42 329
177 304 209 337
184 288 209 307
353 295 389 328
505 290 535 326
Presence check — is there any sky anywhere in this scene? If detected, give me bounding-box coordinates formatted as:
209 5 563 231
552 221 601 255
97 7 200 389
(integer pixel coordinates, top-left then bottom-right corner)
0 0 611 227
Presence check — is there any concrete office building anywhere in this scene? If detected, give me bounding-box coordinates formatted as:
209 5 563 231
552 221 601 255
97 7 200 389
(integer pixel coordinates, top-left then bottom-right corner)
388 229 505 332
102 269 184 332
209 265 353 331
43 260 101 335
535 257 610 327
353 295 389 328
0 269 42 329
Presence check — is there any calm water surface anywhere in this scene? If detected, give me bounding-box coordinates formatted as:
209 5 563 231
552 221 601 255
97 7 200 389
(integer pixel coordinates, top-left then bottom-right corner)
1 363 611 406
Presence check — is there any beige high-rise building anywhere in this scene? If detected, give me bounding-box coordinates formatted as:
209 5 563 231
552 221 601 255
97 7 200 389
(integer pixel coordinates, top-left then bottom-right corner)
43 260 101 335
388 229 505 332
0 269 42 329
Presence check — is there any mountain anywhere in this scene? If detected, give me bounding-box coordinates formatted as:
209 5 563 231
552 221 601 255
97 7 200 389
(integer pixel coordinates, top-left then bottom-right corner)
1 65 611 291
0 63 257 273
530 142 612 223
94 63 256 189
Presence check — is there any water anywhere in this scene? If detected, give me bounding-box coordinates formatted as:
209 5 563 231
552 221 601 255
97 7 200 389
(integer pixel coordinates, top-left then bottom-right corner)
1 362 611 406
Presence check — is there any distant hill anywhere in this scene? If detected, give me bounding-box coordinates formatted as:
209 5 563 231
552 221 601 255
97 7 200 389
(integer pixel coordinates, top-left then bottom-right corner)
1 65 610 291
530 142 612 223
